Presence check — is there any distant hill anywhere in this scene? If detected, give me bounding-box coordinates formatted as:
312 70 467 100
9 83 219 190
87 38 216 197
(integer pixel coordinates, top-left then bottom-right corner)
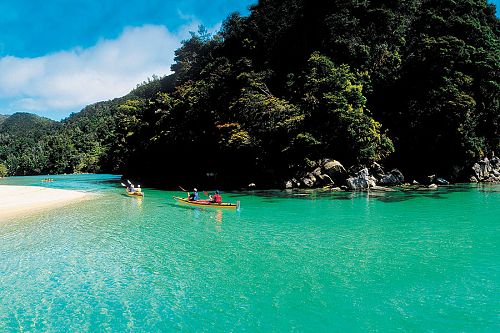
0 113 60 175
0 115 8 126
0 74 172 176
0 112 59 136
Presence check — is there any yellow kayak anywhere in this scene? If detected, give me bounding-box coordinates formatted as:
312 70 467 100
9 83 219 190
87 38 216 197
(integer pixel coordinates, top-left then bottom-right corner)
126 189 144 197
173 196 239 209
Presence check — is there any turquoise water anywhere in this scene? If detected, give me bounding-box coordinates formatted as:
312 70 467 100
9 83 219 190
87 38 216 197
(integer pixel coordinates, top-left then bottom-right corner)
0 174 498 332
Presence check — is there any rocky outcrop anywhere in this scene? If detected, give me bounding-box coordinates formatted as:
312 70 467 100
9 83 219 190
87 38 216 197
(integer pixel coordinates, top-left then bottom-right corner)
300 172 317 188
427 174 449 185
378 168 405 186
284 158 343 189
471 156 500 182
283 158 409 190
346 168 373 191
369 162 386 180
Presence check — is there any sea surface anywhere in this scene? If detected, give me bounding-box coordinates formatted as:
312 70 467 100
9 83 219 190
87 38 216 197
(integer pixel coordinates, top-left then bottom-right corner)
0 174 498 332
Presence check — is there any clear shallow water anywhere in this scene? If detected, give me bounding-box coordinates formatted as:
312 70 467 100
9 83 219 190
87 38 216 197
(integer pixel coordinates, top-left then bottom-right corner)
0 174 498 332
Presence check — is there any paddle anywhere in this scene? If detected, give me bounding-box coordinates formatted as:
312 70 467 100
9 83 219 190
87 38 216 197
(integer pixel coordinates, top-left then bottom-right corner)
178 185 187 192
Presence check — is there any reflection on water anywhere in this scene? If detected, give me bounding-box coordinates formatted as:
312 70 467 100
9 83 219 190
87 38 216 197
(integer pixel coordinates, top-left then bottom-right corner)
233 183 499 203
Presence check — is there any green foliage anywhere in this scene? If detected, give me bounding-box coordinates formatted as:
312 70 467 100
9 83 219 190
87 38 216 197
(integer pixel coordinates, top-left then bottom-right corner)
301 53 394 164
0 0 497 185
0 163 7 177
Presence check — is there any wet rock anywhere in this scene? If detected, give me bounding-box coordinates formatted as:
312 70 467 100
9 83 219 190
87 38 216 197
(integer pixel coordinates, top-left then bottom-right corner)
428 184 438 189
368 176 377 188
471 156 500 182
317 173 334 186
285 180 293 189
370 162 385 179
370 185 395 192
346 168 370 191
301 172 316 188
312 167 322 177
436 177 449 185
491 155 499 168
469 176 478 182
379 169 405 186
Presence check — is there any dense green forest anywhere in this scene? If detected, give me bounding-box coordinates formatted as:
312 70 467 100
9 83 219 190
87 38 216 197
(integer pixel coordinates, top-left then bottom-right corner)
0 0 498 188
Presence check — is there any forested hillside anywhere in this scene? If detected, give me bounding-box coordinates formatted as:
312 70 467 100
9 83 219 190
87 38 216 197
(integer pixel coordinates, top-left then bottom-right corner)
0 0 498 188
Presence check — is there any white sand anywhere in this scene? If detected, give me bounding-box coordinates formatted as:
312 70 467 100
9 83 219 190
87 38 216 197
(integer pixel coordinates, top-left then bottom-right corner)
0 185 93 220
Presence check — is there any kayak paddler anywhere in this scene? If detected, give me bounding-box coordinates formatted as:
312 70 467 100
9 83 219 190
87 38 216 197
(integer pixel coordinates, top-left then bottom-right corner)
188 188 200 201
209 190 222 203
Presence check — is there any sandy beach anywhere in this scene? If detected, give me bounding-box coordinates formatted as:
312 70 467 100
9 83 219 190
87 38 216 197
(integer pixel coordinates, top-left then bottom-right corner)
0 185 93 220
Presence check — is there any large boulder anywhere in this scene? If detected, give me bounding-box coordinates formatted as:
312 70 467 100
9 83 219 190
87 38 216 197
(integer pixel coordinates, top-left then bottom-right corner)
322 160 347 183
472 158 493 181
379 169 404 186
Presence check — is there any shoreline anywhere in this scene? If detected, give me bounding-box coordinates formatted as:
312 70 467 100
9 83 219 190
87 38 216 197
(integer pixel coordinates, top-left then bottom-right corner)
0 185 94 221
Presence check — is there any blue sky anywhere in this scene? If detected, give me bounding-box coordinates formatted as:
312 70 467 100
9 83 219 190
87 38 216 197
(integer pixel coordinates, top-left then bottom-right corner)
0 0 498 120
0 0 255 119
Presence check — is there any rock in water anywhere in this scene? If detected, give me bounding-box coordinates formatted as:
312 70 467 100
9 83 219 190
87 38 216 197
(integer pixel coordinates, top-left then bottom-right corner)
436 177 449 185
379 169 405 186
346 168 370 191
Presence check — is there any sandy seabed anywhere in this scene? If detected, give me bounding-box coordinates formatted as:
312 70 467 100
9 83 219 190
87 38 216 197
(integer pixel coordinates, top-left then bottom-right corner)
0 185 93 221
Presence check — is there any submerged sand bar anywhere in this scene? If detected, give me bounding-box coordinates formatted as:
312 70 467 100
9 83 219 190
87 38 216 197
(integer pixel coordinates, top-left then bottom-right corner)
0 185 93 220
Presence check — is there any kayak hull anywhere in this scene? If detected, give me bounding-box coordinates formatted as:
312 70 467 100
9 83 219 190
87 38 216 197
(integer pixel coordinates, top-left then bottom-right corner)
126 190 144 197
173 196 238 209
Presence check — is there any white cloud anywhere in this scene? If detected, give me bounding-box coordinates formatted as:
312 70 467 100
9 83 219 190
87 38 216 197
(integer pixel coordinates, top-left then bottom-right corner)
0 22 203 118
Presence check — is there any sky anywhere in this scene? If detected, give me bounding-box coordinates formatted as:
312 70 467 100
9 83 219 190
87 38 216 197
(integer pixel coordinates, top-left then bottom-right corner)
0 0 498 120
0 0 256 120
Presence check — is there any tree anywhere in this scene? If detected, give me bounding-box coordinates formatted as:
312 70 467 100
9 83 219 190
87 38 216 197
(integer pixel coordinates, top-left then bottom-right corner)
0 163 7 177
301 53 394 165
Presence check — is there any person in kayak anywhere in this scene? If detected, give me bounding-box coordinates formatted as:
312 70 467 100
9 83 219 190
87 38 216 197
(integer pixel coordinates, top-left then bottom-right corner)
126 183 136 193
188 188 200 201
209 190 222 203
